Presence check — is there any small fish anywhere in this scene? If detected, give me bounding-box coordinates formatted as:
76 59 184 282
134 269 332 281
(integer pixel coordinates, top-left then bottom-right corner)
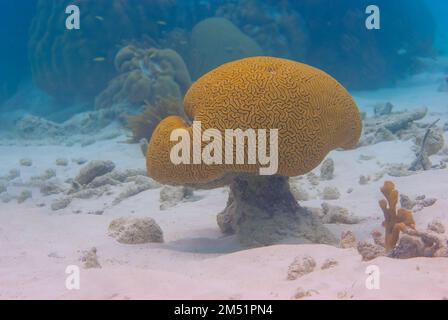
95 16 104 21
93 57 105 62
157 20 167 26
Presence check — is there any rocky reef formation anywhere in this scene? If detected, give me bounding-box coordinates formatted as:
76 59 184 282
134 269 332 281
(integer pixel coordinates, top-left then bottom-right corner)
213 0 435 90
189 17 263 79
13 105 126 143
360 104 446 172
360 107 428 146
390 227 448 259
216 0 308 61
292 0 436 90
21 0 436 108
28 0 185 102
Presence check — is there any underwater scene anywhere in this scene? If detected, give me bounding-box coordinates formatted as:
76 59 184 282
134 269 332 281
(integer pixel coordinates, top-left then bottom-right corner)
0 0 447 301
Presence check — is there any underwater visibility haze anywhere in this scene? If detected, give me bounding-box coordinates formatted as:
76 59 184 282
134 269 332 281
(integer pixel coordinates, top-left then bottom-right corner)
0 0 448 300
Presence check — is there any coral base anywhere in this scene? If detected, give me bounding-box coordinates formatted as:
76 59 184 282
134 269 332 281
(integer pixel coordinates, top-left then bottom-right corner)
217 175 337 247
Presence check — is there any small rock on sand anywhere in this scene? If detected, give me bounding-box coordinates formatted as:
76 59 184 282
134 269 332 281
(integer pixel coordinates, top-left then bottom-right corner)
75 160 116 185
160 186 194 210
51 197 72 211
19 158 32 167
358 175 370 185
108 217 164 244
321 186 340 200
374 102 393 117
293 287 319 299
17 190 32 204
80 247 101 269
340 231 357 249
55 158 69 166
6 169 20 181
321 203 360 224
290 183 310 201
427 220 445 234
287 256 316 280
72 158 88 165
113 177 160 205
321 258 338 270
88 175 120 188
40 181 64 196
357 241 385 261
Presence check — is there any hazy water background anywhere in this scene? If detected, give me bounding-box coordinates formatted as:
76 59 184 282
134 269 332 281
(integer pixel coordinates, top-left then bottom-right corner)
0 0 447 125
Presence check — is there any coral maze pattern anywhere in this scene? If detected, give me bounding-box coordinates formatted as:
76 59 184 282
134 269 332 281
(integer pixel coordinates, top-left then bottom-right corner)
147 57 362 185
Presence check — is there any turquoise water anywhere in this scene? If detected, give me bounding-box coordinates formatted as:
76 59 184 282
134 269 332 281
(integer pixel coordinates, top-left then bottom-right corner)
0 1 446 118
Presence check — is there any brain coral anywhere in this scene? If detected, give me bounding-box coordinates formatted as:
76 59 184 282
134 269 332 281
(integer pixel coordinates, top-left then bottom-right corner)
95 45 191 109
189 17 264 80
147 56 362 185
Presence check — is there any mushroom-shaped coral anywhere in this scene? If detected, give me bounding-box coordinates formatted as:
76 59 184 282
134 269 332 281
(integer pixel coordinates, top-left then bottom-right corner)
146 56 362 246
379 181 416 251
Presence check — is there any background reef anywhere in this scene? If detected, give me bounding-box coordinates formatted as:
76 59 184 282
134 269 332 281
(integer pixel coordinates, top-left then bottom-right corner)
0 0 442 117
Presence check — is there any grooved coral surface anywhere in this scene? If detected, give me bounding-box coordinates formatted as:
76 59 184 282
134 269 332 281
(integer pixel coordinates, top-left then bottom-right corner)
95 46 191 110
147 57 362 185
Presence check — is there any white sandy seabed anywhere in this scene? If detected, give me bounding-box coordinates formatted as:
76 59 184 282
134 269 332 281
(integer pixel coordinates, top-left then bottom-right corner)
0 69 448 300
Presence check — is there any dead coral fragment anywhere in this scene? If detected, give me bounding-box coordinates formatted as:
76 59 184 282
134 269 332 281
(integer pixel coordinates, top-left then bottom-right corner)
357 241 386 261
379 181 416 251
390 227 448 258
80 247 101 269
409 119 441 171
287 256 316 280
